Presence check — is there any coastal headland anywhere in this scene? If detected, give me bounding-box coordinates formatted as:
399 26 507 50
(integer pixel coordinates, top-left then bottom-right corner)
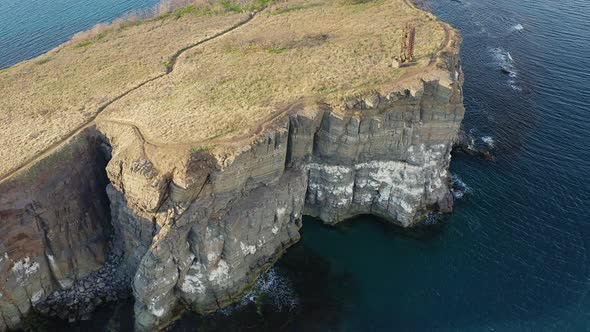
0 0 463 330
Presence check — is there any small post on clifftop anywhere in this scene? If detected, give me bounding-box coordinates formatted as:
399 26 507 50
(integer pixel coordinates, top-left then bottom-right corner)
400 24 416 64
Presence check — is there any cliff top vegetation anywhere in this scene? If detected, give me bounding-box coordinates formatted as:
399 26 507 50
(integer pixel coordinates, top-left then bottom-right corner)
0 0 454 180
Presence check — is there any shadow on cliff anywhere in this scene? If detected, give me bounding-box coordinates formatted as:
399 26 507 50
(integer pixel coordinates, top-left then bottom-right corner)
22 244 360 332
17 294 134 332
166 243 360 332
332 214 452 241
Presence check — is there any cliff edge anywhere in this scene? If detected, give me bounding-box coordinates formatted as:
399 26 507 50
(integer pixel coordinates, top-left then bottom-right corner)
0 0 463 330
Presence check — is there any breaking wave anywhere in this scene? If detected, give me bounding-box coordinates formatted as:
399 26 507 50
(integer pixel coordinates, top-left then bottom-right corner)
219 267 298 315
481 136 495 148
492 47 515 76
491 47 520 90
451 175 473 199
511 23 524 32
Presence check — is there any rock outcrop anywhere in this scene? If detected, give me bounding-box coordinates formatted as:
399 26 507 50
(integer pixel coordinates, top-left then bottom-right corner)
0 132 111 330
0 0 463 330
303 84 459 226
96 43 464 330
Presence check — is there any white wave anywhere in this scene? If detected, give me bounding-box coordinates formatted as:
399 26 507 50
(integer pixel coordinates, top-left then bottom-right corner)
511 23 524 31
219 267 298 316
492 47 514 70
451 175 472 199
491 47 521 90
481 136 495 148
506 52 514 62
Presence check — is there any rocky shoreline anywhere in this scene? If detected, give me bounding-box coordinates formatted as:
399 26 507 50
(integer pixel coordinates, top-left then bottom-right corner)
34 251 129 322
454 129 496 160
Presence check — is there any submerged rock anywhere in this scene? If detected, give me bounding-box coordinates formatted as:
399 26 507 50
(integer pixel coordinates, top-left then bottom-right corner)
454 129 496 160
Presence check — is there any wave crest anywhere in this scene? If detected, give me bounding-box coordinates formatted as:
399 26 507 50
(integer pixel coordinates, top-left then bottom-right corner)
451 175 473 199
491 47 521 90
219 268 298 315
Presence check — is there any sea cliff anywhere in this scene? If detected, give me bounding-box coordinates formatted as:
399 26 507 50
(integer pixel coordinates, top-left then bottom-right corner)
113 74 464 331
0 0 463 330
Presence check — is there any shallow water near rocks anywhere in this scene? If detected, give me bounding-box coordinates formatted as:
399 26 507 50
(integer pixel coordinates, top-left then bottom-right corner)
5 0 590 330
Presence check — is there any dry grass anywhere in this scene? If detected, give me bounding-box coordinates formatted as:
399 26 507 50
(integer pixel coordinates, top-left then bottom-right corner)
0 4 249 177
0 0 449 178
68 0 249 45
100 0 447 144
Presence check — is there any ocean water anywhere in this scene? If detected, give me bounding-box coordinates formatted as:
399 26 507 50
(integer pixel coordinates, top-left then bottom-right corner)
3 0 590 331
280 1 590 331
279 0 590 331
0 0 160 69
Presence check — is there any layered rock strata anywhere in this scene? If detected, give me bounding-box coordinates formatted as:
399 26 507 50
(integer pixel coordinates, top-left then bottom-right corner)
0 51 463 332
97 49 464 330
0 132 111 330
0 1 463 331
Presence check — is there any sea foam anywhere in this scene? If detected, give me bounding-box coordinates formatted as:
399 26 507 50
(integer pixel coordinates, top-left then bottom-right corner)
481 136 495 148
511 23 524 32
219 268 298 315
451 175 473 199
492 47 521 90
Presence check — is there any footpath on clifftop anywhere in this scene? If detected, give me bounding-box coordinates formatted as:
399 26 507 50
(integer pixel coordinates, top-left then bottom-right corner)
0 0 451 184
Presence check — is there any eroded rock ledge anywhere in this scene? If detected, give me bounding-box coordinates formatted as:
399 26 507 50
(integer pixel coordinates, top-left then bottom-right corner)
102 66 463 330
0 0 463 330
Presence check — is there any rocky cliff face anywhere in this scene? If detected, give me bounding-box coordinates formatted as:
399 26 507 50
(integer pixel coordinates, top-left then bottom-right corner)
93 45 464 330
0 133 111 330
0 21 463 332
303 82 459 226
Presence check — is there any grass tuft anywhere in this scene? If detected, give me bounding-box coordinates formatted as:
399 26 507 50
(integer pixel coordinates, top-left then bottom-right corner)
267 47 288 54
162 59 172 71
255 0 275 7
74 40 94 49
36 57 52 65
191 145 212 152
221 1 243 13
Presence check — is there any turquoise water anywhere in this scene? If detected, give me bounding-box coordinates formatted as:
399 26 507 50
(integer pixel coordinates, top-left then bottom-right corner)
3 0 590 331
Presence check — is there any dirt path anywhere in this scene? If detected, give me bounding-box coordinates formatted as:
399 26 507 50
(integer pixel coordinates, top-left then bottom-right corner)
101 21 456 153
0 11 259 184
1 2 456 184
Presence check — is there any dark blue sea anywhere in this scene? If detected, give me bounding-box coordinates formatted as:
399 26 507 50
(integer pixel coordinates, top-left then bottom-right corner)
3 0 590 331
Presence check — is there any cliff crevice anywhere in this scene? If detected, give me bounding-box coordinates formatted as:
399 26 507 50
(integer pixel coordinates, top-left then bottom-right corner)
0 130 112 329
